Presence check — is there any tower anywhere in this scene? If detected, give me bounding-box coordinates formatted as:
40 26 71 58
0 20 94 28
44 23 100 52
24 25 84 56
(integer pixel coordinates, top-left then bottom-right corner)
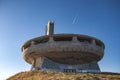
46 21 54 35
22 21 105 72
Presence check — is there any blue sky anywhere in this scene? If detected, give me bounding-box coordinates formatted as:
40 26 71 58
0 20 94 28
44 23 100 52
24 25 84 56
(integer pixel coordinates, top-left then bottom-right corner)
0 0 120 79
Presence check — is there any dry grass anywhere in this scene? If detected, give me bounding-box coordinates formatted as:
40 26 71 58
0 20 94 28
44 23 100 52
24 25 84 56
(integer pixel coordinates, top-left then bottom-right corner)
7 70 120 80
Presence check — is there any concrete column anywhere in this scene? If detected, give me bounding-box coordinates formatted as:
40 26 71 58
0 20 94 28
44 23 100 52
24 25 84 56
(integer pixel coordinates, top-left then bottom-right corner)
72 36 78 42
22 47 24 52
34 57 41 68
31 58 35 70
31 41 35 46
31 57 44 70
91 39 96 45
31 58 40 70
48 37 54 42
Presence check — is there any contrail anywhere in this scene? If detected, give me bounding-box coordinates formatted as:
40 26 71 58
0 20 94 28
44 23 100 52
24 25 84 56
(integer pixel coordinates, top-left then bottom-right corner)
72 14 78 24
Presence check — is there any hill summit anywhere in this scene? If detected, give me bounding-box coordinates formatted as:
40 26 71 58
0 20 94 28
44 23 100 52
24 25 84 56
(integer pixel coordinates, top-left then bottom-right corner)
7 70 120 80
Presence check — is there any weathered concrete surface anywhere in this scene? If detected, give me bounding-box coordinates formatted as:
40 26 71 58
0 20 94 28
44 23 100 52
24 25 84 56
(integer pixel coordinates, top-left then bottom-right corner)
22 34 105 72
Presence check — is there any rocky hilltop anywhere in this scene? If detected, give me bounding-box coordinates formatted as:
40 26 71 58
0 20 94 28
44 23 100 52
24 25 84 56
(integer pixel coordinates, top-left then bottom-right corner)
7 70 120 80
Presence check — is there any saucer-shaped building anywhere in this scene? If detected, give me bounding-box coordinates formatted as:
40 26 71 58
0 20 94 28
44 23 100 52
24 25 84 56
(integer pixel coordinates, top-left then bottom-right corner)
22 21 105 72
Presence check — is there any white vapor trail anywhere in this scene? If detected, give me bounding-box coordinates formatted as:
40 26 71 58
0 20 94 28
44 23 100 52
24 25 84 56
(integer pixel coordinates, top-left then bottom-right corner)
72 14 78 24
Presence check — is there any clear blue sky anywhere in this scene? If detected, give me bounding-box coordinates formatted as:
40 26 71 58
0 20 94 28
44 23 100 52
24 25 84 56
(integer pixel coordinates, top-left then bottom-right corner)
0 0 120 79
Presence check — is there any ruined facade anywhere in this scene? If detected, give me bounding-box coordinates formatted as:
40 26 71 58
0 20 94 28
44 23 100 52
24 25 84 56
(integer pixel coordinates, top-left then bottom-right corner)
22 21 105 72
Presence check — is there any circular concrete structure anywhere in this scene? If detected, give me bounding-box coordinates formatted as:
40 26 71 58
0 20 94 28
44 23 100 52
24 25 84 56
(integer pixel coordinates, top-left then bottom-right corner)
22 22 105 72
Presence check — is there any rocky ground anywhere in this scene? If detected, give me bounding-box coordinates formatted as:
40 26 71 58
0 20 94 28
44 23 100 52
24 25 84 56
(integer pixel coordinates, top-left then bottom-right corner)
7 70 120 80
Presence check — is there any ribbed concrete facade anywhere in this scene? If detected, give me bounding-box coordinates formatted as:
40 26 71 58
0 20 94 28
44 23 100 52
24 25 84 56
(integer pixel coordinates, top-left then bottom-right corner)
31 57 100 72
22 22 105 73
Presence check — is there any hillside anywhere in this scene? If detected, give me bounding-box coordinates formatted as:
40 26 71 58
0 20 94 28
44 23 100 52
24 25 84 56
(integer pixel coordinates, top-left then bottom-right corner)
7 70 120 80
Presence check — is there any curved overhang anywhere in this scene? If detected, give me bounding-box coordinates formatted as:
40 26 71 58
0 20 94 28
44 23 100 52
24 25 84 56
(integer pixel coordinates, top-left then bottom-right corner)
22 34 105 65
21 34 105 51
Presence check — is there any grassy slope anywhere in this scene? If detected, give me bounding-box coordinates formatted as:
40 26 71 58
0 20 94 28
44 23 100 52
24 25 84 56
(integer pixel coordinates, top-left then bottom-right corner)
7 70 120 80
